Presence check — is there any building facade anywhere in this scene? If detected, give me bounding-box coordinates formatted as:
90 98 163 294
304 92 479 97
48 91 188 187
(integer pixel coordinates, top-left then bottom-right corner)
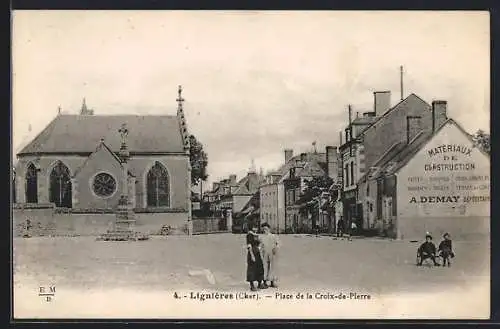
15 95 191 230
258 149 302 233
282 147 340 233
339 92 448 233
358 118 489 240
260 180 285 232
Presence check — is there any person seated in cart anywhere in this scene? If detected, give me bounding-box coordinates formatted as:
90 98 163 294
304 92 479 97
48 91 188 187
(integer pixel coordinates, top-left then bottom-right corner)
417 233 440 266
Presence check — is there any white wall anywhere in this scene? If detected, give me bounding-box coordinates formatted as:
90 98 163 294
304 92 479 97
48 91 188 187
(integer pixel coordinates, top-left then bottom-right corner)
396 121 490 240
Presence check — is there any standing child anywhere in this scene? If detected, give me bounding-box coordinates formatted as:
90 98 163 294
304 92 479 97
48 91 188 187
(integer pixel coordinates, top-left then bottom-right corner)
438 232 455 267
260 223 280 288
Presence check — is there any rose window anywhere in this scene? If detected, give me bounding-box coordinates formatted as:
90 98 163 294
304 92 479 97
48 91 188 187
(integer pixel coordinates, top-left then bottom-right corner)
92 173 117 197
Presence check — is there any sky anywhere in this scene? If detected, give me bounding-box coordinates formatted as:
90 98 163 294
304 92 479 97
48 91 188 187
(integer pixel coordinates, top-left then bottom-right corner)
12 11 490 190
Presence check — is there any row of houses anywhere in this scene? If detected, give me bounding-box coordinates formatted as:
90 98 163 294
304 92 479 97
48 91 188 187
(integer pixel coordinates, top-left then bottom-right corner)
338 91 489 239
202 90 490 240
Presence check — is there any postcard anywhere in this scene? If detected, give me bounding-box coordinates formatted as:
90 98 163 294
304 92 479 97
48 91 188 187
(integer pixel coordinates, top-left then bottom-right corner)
12 10 490 319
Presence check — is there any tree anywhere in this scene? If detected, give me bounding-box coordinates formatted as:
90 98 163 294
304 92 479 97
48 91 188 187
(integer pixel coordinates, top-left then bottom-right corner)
297 176 334 220
189 134 209 185
472 129 490 155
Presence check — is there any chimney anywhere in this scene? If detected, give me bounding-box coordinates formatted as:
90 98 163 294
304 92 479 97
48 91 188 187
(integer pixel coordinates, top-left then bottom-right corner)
300 153 307 163
373 91 391 116
431 100 448 133
326 146 339 181
247 171 259 192
406 116 422 144
284 149 293 164
229 174 237 185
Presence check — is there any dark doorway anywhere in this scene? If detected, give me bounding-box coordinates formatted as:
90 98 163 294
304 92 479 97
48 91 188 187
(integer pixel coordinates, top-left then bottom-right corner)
49 161 72 208
25 163 38 203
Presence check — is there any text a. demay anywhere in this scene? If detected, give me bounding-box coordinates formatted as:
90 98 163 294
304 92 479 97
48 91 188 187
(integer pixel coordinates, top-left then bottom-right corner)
409 195 460 204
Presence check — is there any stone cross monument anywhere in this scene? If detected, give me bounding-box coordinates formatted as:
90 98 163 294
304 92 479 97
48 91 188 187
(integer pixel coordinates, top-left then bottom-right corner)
99 123 148 241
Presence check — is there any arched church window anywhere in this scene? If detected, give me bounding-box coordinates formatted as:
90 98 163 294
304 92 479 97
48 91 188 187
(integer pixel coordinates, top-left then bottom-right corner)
146 162 170 207
49 161 72 208
92 173 117 198
25 163 38 203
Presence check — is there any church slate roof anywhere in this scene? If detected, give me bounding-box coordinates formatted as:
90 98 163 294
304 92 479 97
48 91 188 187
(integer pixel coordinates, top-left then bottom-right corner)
18 114 185 155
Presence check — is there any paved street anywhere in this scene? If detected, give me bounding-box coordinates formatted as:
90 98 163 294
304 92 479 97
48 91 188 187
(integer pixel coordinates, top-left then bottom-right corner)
14 234 489 294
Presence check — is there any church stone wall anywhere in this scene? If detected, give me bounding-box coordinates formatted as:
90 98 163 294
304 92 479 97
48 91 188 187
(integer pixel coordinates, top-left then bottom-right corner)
15 154 190 212
128 155 190 210
15 155 87 204
73 148 124 209
13 208 188 237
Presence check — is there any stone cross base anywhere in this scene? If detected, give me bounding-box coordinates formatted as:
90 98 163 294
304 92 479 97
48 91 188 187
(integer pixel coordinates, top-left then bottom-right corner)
97 198 149 241
99 230 149 241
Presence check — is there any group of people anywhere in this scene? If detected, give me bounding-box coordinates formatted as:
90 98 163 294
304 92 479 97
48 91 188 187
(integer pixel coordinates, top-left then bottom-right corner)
245 223 280 291
244 224 454 290
335 217 357 237
417 232 455 267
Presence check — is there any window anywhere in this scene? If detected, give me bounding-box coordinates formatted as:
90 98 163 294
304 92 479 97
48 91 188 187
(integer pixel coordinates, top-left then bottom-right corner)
350 163 354 186
49 161 72 208
25 162 38 203
366 184 370 196
345 164 350 187
147 162 170 207
92 173 117 198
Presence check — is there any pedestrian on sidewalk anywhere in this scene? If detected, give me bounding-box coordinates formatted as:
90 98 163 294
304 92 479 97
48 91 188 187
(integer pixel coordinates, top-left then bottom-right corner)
260 222 280 288
350 221 358 236
245 224 265 291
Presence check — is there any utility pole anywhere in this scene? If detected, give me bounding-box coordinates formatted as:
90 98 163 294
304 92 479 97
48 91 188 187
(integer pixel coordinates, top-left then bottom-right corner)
400 65 404 101
348 105 353 156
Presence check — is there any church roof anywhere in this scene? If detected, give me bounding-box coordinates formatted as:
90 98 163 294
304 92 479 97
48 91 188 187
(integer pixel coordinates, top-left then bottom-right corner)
17 114 185 155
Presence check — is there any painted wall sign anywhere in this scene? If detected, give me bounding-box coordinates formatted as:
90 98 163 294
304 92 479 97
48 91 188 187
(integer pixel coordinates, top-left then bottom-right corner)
397 123 490 218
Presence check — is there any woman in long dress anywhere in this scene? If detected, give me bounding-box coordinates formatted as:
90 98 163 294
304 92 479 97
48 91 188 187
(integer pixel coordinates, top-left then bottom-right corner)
246 224 265 291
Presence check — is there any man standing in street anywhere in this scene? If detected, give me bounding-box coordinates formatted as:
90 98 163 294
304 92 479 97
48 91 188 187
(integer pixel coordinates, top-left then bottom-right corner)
260 223 280 288
337 217 345 237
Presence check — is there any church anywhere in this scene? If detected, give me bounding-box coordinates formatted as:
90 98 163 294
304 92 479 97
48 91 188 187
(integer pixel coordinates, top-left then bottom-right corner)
14 87 191 231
